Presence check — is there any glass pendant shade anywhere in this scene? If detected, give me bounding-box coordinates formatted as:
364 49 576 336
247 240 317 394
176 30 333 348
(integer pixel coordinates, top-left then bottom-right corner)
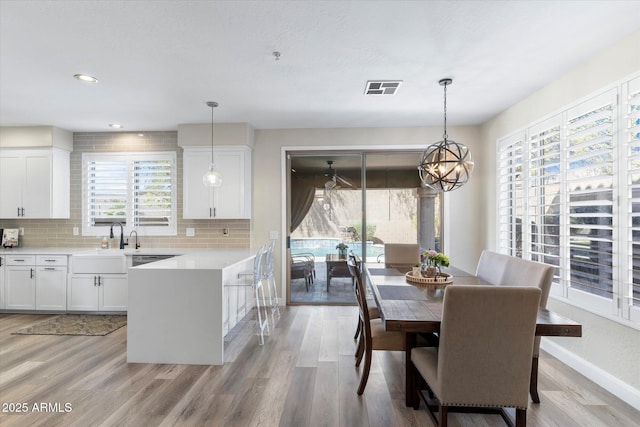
418 139 474 192
203 163 223 186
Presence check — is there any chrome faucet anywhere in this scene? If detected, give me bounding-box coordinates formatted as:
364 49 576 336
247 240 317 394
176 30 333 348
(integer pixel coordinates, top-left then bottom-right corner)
128 230 140 249
109 222 127 250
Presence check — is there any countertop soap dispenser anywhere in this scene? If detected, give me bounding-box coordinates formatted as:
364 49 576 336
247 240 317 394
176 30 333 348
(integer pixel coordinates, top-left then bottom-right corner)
101 236 109 249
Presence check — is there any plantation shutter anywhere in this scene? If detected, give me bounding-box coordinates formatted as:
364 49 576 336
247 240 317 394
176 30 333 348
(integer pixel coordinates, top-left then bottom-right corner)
626 76 640 317
497 132 525 257
565 89 617 301
87 159 128 227
528 115 562 276
133 159 173 227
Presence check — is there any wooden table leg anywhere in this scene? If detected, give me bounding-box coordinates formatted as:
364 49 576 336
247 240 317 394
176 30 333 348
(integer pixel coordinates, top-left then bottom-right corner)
405 332 417 407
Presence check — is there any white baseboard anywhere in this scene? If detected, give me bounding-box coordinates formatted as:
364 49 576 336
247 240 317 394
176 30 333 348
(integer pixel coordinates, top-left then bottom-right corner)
541 340 640 411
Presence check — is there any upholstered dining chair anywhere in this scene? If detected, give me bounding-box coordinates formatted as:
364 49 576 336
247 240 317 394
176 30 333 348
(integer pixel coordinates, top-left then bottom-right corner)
383 243 420 268
411 285 541 427
476 250 554 403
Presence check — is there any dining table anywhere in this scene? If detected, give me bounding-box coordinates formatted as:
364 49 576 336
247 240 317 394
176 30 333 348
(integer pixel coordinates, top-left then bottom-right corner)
364 264 583 407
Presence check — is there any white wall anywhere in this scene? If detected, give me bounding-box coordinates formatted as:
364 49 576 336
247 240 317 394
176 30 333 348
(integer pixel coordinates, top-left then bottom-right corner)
480 30 640 406
251 125 483 299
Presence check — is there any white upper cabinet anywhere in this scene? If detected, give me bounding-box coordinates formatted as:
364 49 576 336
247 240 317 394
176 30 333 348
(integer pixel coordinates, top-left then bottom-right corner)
183 146 252 219
0 148 70 218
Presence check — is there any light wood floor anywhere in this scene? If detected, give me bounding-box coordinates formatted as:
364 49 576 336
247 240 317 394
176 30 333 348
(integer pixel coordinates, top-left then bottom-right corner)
1 307 638 427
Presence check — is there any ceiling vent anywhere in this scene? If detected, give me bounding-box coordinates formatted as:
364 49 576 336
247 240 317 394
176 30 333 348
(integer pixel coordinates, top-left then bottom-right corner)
364 80 402 95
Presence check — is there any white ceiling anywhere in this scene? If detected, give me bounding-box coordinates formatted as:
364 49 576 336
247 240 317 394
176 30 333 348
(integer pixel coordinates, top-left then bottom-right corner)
1 1 639 133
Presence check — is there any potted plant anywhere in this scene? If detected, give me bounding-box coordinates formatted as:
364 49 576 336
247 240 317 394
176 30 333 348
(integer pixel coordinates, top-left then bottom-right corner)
421 249 450 278
412 263 421 277
336 243 349 258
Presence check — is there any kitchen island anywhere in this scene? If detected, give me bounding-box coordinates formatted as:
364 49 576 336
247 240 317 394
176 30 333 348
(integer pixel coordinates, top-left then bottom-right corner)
127 249 255 365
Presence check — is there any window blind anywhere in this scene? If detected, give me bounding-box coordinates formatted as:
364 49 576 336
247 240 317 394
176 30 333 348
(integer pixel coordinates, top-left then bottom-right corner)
497 133 525 257
87 159 128 226
132 159 173 227
528 116 562 277
565 90 616 300
627 77 640 310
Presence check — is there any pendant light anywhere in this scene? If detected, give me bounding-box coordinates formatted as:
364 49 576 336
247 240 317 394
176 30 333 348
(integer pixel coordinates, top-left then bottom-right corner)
202 101 223 187
418 78 473 192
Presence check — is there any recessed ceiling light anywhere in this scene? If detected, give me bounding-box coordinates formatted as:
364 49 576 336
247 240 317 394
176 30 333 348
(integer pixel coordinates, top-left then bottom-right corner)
138 133 144 137
74 74 98 83
109 123 123 129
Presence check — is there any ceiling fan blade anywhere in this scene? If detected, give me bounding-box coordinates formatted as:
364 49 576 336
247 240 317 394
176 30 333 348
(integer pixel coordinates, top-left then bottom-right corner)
336 175 354 188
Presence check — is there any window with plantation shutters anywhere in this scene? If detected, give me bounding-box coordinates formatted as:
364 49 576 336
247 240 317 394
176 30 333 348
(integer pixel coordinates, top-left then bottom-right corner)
496 75 640 326
497 132 525 257
625 76 640 322
83 152 176 236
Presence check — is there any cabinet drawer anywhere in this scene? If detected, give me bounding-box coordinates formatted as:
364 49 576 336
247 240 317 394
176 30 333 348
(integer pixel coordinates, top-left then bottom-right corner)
36 255 68 266
6 255 36 265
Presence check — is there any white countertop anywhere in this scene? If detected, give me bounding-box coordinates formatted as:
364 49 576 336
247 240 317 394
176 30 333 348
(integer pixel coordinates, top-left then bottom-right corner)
0 247 229 256
0 247 83 255
131 249 255 270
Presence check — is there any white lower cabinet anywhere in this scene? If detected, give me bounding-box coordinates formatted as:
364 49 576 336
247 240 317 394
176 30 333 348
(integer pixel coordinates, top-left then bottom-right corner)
6 264 36 310
4 254 68 311
36 266 67 310
35 255 67 310
5 255 36 310
68 274 128 312
0 255 5 309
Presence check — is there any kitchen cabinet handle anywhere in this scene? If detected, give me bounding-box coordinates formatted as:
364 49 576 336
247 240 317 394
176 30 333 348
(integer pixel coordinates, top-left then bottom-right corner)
98 276 102 286
30 268 34 278
94 276 97 286
214 207 217 217
14 259 25 262
44 267 55 271
44 259 56 262
210 207 212 217
17 207 20 216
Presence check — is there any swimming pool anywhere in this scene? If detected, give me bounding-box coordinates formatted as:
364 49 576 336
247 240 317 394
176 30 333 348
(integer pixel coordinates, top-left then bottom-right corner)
290 237 385 260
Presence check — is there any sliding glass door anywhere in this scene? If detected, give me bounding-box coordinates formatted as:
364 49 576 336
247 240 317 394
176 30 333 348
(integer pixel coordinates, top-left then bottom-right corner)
286 150 438 305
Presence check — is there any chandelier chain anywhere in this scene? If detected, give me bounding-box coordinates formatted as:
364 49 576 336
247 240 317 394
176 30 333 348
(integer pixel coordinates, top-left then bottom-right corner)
442 82 448 141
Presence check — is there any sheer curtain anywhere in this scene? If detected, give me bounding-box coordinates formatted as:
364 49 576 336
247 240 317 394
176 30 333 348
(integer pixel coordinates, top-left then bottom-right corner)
290 175 316 233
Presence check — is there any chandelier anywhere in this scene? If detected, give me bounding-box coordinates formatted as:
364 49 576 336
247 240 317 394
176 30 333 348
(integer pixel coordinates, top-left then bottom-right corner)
418 78 473 192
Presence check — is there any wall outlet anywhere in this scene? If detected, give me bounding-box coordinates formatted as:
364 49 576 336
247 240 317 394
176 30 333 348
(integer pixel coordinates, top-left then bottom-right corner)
73 227 79 236
19 227 24 236
223 228 229 236
186 228 195 237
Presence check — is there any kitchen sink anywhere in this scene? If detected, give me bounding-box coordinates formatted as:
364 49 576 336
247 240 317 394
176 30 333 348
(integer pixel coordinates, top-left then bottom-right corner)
131 254 175 266
71 250 127 274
